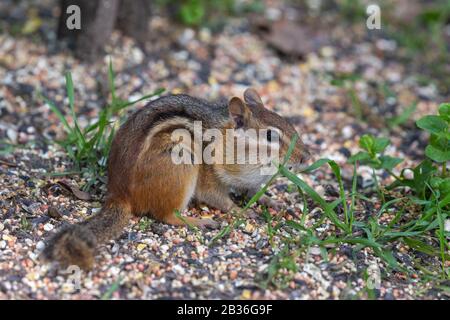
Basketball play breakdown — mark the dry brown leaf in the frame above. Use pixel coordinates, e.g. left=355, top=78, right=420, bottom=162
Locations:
left=254, top=19, right=329, bottom=58
left=0, top=159, right=17, bottom=167
left=47, top=206, right=63, bottom=219
left=57, top=181, right=92, bottom=201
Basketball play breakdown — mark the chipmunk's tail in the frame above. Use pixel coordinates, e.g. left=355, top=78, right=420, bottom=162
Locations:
left=42, top=203, right=132, bottom=270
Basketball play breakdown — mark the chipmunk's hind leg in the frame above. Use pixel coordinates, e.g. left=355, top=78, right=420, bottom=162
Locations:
left=158, top=164, right=219, bottom=229
left=135, top=157, right=219, bottom=229
left=158, top=167, right=220, bottom=229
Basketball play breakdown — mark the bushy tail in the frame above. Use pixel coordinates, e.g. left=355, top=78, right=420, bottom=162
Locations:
left=42, top=204, right=132, bottom=270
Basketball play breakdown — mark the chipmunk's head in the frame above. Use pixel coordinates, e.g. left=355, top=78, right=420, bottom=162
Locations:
left=228, top=88, right=311, bottom=172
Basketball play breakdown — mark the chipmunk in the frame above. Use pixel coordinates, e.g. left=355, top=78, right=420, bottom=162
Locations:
left=42, top=88, right=310, bottom=270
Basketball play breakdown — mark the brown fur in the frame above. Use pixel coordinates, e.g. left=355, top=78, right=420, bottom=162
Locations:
left=42, top=89, right=310, bottom=270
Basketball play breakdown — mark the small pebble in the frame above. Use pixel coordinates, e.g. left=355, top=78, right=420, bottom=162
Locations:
left=43, top=223, right=54, bottom=231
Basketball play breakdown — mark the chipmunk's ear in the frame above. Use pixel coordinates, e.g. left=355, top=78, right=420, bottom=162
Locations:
left=229, top=97, right=252, bottom=128
left=243, top=88, right=264, bottom=109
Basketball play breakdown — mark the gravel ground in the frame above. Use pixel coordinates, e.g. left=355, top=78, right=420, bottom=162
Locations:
left=0, top=0, right=449, bottom=299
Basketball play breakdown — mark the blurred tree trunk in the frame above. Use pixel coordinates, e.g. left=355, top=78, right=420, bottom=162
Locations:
left=117, top=0, right=152, bottom=46
left=58, top=0, right=152, bottom=61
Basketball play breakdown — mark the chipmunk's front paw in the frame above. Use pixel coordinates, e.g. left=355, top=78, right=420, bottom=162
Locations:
left=227, top=204, right=259, bottom=220
left=258, top=195, right=285, bottom=211
left=227, top=204, right=242, bottom=214
left=197, top=218, right=220, bottom=230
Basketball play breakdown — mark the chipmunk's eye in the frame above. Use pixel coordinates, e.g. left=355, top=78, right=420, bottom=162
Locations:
left=266, top=129, right=279, bottom=142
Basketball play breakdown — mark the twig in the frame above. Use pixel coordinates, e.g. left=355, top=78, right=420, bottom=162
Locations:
left=0, top=159, right=17, bottom=167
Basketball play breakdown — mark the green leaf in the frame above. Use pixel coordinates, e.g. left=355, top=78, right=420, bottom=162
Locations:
left=416, top=115, right=448, bottom=135
left=348, top=151, right=371, bottom=163
left=389, top=160, right=437, bottom=197
left=359, top=135, right=389, bottom=155
left=425, top=144, right=450, bottom=163
left=348, top=152, right=380, bottom=169
left=438, top=179, right=450, bottom=198
left=373, top=137, right=390, bottom=154
left=379, top=155, right=403, bottom=170
left=429, top=133, right=450, bottom=148
left=180, top=0, right=205, bottom=26
left=438, top=103, right=450, bottom=122
left=359, top=134, right=375, bottom=153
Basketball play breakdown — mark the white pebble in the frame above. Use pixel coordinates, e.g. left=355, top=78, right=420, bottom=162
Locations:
left=91, top=207, right=101, bottom=214
left=36, top=241, right=46, bottom=251
left=178, top=28, right=195, bottom=46
left=197, top=245, right=207, bottom=255
left=26, top=126, right=36, bottom=134
left=43, top=223, right=54, bottom=231
left=173, top=264, right=185, bottom=276
left=28, top=252, right=38, bottom=261
left=342, top=125, right=353, bottom=139
left=309, top=246, right=322, bottom=255
left=316, top=185, right=326, bottom=197
left=265, top=7, right=282, bottom=20
left=445, top=219, right=450, bottom=233
left=6, top=128, right=18, bottom=144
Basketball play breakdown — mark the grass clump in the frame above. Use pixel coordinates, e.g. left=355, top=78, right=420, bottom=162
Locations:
left=42, top=61, right=164, bottom=192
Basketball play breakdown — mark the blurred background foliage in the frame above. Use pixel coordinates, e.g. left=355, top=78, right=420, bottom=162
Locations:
left=155, top=0, right=264, bottom=28
left=165, top=0, right=450, bottom=93
left=1, top=0, right=448, bottom=92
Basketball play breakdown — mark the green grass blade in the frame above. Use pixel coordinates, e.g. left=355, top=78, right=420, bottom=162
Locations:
left=41, top=94, right=73, bottom=134
left=65, top=72, right=86, bottom=146
left=349, top=162, right=358, bottom=230
left=388, top=101, right=417, bottom=128
left=108, top=58, right=117, bottom=104
left=210, top=219, right=245, bottom=244
left=279, top=165, right=348, bottom=232
left=327, top=159, right=349, bottom=229
left=115, top=88, right=166, bottom=112
left=403, top=237, right=450, bottom=260
left=101, top=276, right=122, bottom=300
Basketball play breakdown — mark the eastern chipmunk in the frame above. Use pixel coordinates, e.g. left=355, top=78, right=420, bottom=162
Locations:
left=43, top=88, right=310, bottom=270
